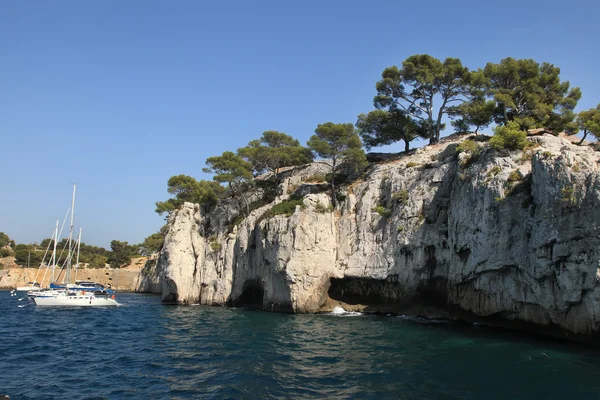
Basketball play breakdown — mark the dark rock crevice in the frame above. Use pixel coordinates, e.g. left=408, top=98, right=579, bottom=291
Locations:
left=327, top=276, right=450, bottom=314
left=230, top=279, right=265, bottom=308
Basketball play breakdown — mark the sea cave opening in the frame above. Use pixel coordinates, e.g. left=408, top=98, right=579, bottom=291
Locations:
left=233, top=279, right=265, bottom=309
left=328, top=277, right=397, bottom=306
left=327, top=276, right=449, bottom=314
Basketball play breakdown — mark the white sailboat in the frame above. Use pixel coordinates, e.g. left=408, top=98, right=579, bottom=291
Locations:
left=24, top=221, right=60, bottom=298
left=17, top=223, right=59, bottom=292
left=34, top=291, right=119, bottom=307
left=16, top=253, right=42, bottom=292
left=33, top=184, right=119, bottom=307
left=16, top=282, right=41, bottom=292
left=15, top=253, right=40, bottom=291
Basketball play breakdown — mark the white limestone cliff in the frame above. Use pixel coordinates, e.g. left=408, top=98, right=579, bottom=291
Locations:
left=138, top=133, right=600, bottom=340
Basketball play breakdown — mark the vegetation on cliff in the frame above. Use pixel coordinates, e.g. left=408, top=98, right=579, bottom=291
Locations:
left=237, top=131, right=314, bottom=179
left=155, top=175, right=224, bottom=215
left=306, top=122, right=367, bottom=206
left=0, top=232, right=15, bottom=249
left=154, top=54, right=598, bottom=224
left=577, top=105, right=600, bottom=144
left=203, top=152, right=254, bottom=215
left=369, top=55, right=473, bottom=145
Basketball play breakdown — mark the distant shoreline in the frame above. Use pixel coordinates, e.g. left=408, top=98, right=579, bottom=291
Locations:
left=0, top=257, right=148, bottom=292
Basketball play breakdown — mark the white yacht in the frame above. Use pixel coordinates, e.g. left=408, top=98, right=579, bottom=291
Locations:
left=33, top=290, right=119, bottom=307
left=16, top=282, right=42, bottom=292
left=31, top=184, right=120, bottom=308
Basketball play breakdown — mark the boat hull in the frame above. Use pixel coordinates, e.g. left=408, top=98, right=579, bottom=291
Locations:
left=16, top=286, right=41, bottom=291
left=34, top=294, right=119, bottom=307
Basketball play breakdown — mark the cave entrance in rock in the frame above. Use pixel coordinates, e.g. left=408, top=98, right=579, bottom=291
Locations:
left=328, top=277, right=392, bottom=306
left=234, top=279, right=265, bottom=308
left=327, top=276, right=449, bottom=313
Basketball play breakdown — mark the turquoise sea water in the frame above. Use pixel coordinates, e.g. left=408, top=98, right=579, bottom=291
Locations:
left=1, top=291, right=600, bottom=399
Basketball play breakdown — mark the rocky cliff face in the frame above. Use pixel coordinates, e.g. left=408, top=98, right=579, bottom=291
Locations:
left=138, top=134, right=600, bottom=341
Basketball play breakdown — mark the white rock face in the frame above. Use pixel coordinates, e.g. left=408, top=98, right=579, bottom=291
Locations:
left=138, top=134, right=600, bottom=338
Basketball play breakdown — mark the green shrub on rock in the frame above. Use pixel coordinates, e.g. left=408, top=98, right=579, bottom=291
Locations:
left=314, top=201, right=333, bottom=213
left=507, top=170, right=523, bottom=183
left=457, top=139, right=482, bottom=168
left=306, top=174, right=327, bottom=183
left=0, top=248, right=13, bottom=257
left=260, top=197, right=306, bottom=222
left=487, top=166, right=502, bottom=177
left=490, top=121, right=528, bottom=151
left=560, top=186, right=577, bottom=206
left=456, top=139, right=480, bottom=154
left=392, top=190, right=409, bottom=204
left=372, top=205, right=392, bottom=218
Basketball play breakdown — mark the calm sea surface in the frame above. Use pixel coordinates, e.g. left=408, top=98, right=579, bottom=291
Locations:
left=1, top=291, right=600, bottom=399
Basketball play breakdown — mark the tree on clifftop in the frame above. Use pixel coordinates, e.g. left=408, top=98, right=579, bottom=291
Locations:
left=356, top=109, right=427, bottom=152
left=307, top=122, right=366, bottom=207
left=575, top=104, right=600, bottom=144
left=0, top=232, right=14, bottom=248
left=203, top=151, right=254, bottom=215
left=237, top=131, right=313, bottom=178
left=14, top=248, right=42, bottom=267
left=88, top=254, right=108, bottom=269
left=482, top=57, right=581, bottom=132
left=139, top=232, right=164, bottom=256
left=106, top=240, right=138, bottom=268
left=373, top=54, right=473, bottom=144
left=448, top=98, right=495, bottom=134
left=155, top=175, right=224, bottom=215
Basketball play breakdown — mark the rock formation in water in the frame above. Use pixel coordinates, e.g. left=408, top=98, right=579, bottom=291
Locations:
left=138, top=133, right=600, bottom=340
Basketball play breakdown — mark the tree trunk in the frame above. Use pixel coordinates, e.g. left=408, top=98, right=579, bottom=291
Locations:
left=330, top=158, right=337, bottom=207
left=429, top=133, right=439, bottom=145
left=231, top=182, right=250, bottom=216
left=502, top=103, right=508, bottom=125
left=428, top=123, right=438, bottom=144
left=274, top=167, right=282, bottom=196
left=241, top=194, right=250, bottom=216
left=578, top=130, right=588, bottom=145
left=433, top=98, right=449, bottom=144
left=404, top=140, right=410, bottom=153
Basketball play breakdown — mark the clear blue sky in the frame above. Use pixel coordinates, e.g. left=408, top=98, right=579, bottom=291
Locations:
left=1, top=0, right=598, bottom=248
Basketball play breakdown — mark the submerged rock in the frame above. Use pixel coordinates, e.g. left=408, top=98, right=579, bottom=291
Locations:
left=138, top=134, right=600, bottom=341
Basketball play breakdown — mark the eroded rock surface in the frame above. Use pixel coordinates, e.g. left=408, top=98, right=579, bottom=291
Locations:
left=138, top=134, right=600, bottom=340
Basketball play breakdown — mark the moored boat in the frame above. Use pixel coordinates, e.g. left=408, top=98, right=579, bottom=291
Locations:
left=16, top=282, right=41, bottom=292
left=49, top=280, right=115, bottom=294
left=31, top=184, right=121, bottom=308
left=33, top=290, right=119, bottom=307
left=28, top=288, right=66, bottom=298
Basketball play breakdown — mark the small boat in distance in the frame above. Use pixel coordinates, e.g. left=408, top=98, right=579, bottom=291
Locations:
left=16, top=282, right=41, bottom=292
left=16, top=252, right=43, bottom=292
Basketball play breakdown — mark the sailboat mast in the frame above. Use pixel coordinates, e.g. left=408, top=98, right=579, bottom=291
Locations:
left=51, top=220, right=58, bottom=283
left=65, top=184, right=76, bottom=285
left=75, top=228, right=82, bottom=282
